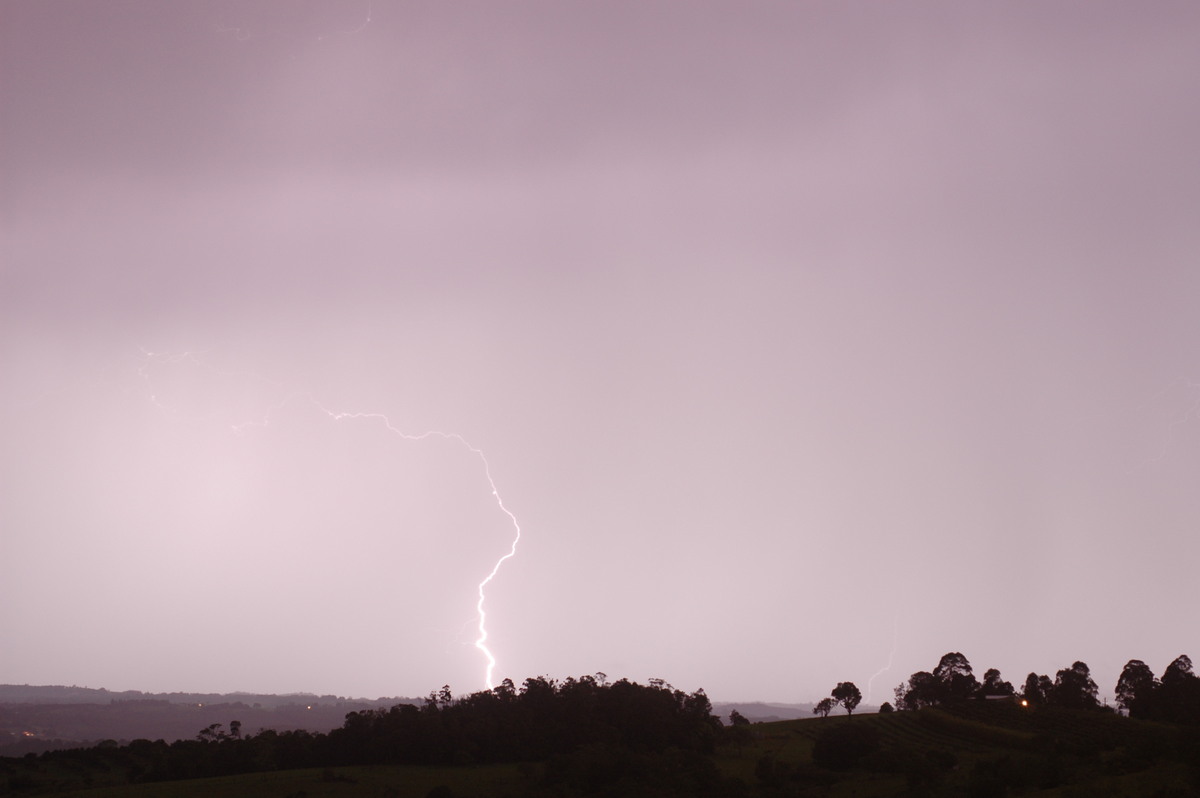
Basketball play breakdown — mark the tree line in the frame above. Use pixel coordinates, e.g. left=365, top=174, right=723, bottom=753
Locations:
left=3, top=676, right=730, bottom=794
left=883, top=651, right=1200, bottom=720
left=5, top=657, right=1199, bottom=795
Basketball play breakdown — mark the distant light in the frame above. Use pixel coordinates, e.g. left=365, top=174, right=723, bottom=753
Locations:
left=306, top=705, right=312, bottom=710
left=1020, top=699, right=1028, bottom=707
left=197, top=703, right=203, bottom=707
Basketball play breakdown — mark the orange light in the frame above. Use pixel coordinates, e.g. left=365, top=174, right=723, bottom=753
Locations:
left=1020, top=699, right=1028, bottom=707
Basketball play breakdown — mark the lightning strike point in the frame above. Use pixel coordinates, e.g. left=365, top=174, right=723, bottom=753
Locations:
left=310, top=403, right=522, bottom=691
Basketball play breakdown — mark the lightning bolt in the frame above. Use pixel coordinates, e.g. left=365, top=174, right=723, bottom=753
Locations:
left=864, top=615, right=898, bottom=706
left=312, top=407, right=520, bottom=690
left=136, top=349, right=522, bottom=690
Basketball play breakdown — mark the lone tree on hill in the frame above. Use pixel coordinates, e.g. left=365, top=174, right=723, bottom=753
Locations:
left=831, top=682, right=862, bottom=716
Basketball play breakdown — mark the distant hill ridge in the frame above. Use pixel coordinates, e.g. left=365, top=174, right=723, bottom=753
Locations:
left=0, top=684, right=417, bottom=707
left=0, top=685, right=422, bottom=756
left=711, top=700, right=860, bottom=722
left=0, top=684, right=856, bottom=756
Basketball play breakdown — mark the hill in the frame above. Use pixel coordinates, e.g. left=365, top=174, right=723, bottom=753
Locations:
left=0, top=685, right=420, bottom=757
left=0, top=685, right=415, bottom=707
left=712, top=701, right=841, bottom=723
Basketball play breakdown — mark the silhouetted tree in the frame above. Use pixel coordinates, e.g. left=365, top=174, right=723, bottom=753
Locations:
left=879, top=701, right=894, bottom=713
left=1021, top=672, right=1052, bottom=706
left=933, top=652, right=979, bottom=702
left=1050, top=662, right=1099, bottom=710
left=896, top=653, right=983, bottom=709
left=724, top=709, right=753, bottom=754
left=813, top=697, right=835, bottom=718
left=831, top=682, right=862, bottom=716
left=1158, top=655, right=1200, bottom=724
left=1162, top=655, right=1195, bottom=687
left=977, top=668, right=1015, bottom=698
left=1115, top=660, right=1158, bottom=717
left=896, top=671, right=939, bottom=710
left=196, top=723, right=224, bottom=742
left=492, top=678, right=516, bottom=702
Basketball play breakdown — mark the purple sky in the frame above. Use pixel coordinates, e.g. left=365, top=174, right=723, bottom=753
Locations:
left=3, top=1, right=1199, bottom=704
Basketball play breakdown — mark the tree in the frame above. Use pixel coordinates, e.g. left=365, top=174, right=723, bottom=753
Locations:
left=933, top=652, right=979, bottom=702
left=492, top=678, right=516, bottom=702
left=978, top=668, right=1015, bottom=698
left=831, top=682, right=862, bottom=717
left=1115, top=660, right=1157, bottom=717
left=1161, top=654, right=1195, bottom=686
left=879, top=702, right=894, bottom=713
left=896, top=671, right=939, bottom=710
left=725, top=709, right=753, bottom=754
left=1038, top=674, right=1054, bottom=702
left=1021, top=672, right=1053, bottom=706
left=1157, top=654, right=1200, bottom=723
left=1050, top=661, right=1099, bottom=710
left=196, top=723, right=224, bottom=742
left=813, top=698, right=835, bottom=718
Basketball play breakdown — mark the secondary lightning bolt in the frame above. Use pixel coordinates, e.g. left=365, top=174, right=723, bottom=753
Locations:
left=865, top=615, right=898, bottom=706
left=136, top=349, right=522, bottom=691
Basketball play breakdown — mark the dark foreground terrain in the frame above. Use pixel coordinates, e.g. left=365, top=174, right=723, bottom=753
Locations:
left=2, top=677, right=1198, bottom=797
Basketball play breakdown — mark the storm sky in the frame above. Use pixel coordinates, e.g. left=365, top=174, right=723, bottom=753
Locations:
left=3, top=0, right=1199, bottom=703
